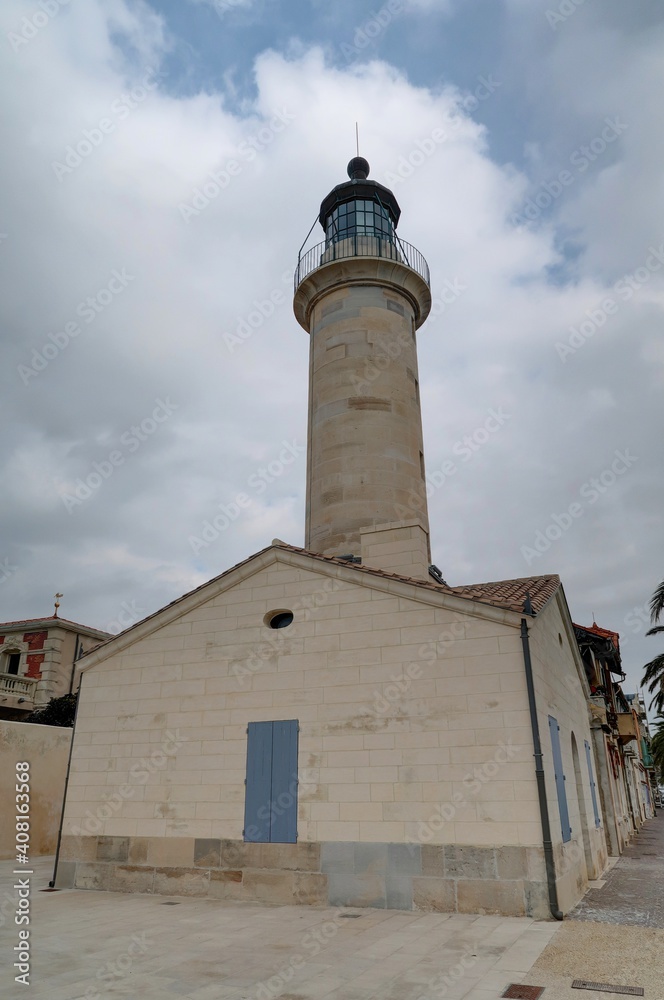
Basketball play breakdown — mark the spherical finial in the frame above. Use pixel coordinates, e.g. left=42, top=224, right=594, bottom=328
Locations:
left=347, top=156, right=370, bottom=180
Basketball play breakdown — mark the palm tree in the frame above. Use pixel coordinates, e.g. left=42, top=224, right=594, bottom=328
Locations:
left=641, top=580, right=664, bottom=714
left=650, top=716, right=664, bottom=785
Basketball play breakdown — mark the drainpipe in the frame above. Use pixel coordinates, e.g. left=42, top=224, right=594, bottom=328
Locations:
left=520, top=616, right=564, bottom=920
left=50, top=672, right=84, bottom=888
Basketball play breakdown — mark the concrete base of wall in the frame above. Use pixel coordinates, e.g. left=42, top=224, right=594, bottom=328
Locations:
left=56, top=836, right=551, bottom=917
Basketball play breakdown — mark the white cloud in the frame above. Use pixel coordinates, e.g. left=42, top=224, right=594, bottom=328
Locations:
left=1, top=0, right=662, bottom=697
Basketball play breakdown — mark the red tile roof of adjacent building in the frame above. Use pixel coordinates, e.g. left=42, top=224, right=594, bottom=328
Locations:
left=0, top=615, right=111, bottom=637
left=573, top=620, right=621, bottom=650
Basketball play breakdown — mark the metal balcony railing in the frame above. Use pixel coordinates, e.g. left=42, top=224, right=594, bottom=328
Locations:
left=294, top=235, right=430, bottom=291
left=0, top=672, right=38, bottom=701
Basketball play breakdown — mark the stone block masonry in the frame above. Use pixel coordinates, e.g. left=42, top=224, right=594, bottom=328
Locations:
left=55, top=835, right=549, bottom=917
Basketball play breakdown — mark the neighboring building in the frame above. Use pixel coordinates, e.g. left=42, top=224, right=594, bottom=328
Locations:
left=55, top=159, right=608, bottom=917
left=625, top=692, right=657, bottom=821
left=574, top=622, right=656, bottom=855
left=0, top=615, right=111, bottom=720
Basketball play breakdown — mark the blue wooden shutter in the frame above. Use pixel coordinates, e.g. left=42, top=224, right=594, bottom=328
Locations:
left=548, top=715, right=571, bottom=843
left=271, top=720, right=299, bottom=844
left=244, top=720, right=298, bottom=844
left=584, top=739, right=601, bottom=828
left=244, top=722, right=273, bottom=843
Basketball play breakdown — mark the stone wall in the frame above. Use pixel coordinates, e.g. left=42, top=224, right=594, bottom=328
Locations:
left=0, top=720, right=71, bottom=859
left=55, top=835, right=549, bottom=917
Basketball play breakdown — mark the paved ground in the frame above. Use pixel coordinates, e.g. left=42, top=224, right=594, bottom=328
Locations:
left=0, top=857, right=559, bottom=1000
left=520, top=816, right=664, bottom=999
left=569, top=813, right=664, bottom=927
left=3, top=823, right=663, bottom=999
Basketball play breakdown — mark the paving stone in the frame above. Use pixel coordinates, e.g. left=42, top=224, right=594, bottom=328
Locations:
left=8, top=857, right=564, bottom=1000
left=570, top=815, right=664, bottom=927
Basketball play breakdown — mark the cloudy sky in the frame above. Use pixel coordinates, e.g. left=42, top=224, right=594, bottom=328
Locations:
left=2, top=0, right=662, bottom=700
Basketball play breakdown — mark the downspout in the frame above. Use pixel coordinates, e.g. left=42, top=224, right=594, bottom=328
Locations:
left=68, top=635, right=81, bottom=695
left=520, top=615, right=564, bottom=920
left=50, top=671, right=84, bottom=888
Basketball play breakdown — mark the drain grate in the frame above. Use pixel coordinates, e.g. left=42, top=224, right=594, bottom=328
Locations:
left=339, top=913, right=362, bottom=918
left=572, top=982, right=644, bottom=996
left=502, top=986, right=545, bottom=999
left=161, top=901, right=181, bottom=905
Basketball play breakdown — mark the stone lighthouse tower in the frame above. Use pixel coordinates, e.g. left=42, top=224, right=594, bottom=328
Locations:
left=293, top=157, right=433, bottom=579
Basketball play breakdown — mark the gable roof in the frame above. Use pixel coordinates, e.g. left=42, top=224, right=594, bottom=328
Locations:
left=77, top=540, right=560, bottom=669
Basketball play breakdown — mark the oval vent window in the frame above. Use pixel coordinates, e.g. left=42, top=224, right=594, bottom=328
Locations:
left=266, top=610, right=294, bottom=630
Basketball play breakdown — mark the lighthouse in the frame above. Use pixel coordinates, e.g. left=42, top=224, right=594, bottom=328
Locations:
left=293, top=157, right=433, bottom=578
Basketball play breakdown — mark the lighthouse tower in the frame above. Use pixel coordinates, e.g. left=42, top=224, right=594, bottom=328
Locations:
left=293, top=157, right=433, bottom=578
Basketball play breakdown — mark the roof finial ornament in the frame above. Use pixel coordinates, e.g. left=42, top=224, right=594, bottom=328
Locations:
left=347, top=154, right=370, bottom=180
left=54, top=592, right=63, bottom=617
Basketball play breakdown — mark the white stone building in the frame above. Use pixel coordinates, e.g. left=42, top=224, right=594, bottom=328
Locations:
left=55, top=159, right=607, bottom=916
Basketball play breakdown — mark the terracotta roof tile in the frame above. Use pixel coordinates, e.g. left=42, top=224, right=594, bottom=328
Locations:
left=573, top=621, right=621, bottom=650
left=79, top=542, right=561, bottom=659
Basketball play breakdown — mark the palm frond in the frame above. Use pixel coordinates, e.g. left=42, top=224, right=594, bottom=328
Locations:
left=646, top=625, right=664, bottom=637
left=650, top=580, right=664, bottom=623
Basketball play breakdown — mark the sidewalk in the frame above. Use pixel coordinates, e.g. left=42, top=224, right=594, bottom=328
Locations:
left=518, top=816, right=664, bottom=999
left=0, top=856, right=560, bottom=1000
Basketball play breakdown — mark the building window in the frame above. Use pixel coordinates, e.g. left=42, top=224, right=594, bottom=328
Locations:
left=5, top=652, right=21, bottom=675
left=548, top=715, right=572, bottom=843
left=584, top=739, right=601, bottom=828
left=243, top=720, right=298, bottom=844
